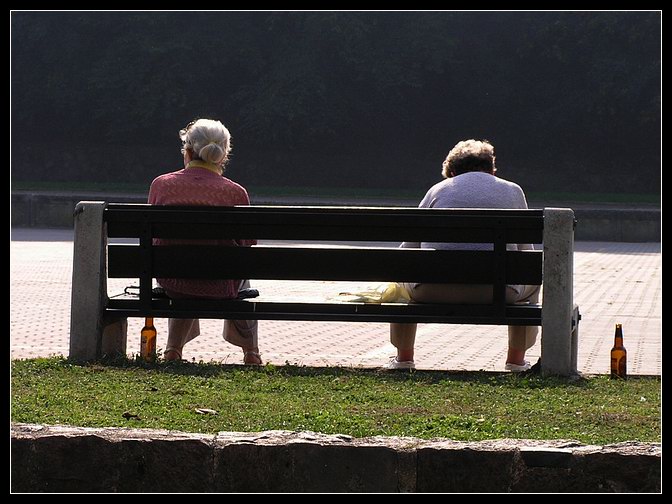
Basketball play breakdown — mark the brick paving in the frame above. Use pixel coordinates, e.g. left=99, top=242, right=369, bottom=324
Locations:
left=10, top=228, right=661, bottom=375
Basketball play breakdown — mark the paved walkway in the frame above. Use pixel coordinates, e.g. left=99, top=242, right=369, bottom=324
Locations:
left=10, top=228, right=661, bottom=375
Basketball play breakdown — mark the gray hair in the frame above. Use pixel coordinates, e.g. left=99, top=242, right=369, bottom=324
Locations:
left=180, top=118, right=232, bottom=166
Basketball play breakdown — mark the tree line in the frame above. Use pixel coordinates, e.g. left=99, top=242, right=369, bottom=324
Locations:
left=11, top=11, right=661, bottom=195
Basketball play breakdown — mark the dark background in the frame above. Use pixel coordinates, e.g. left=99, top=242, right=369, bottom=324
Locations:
left=11, top=11, right=661, bottom=197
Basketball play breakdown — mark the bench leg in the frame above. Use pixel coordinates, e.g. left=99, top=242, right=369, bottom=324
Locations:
left=69, top=201, right=108, bottom=362
left=541, top=208, right=578, bottom=377
left=570, top=304, right=580, bottom=373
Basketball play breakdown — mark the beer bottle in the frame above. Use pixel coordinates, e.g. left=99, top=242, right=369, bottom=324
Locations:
left=140, top=317, right=157, bottom=362
left=610, top=323, right=627, bottom=379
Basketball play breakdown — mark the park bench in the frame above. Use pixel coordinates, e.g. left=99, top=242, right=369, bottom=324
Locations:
left=69, top=202, right=580, bottom=376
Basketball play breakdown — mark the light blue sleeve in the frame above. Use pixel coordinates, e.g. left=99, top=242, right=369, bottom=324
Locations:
left=513, top=184, right=535, bottom=251
left=399, top=187, right=434, bottom=248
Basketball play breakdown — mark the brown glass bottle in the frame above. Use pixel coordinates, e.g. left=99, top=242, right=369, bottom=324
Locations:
left=140, top=317, right=157, bottom=362
left=610, top=323, right=627, bottom=379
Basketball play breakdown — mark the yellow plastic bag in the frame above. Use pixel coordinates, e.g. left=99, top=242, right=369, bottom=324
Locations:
left=336, top=282, right=411, bottom=304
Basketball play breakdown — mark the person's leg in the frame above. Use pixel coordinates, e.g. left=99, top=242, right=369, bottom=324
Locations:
left=222, top=280, right=261, bottom=365
left=506, top=284, right=541, bottom=367
left=387, top=282, right=422, bottom=365
left=223, top=319, right=261, bottom=364
left=505, top=332, right=535, bottom=367
left=412, top=283, right=493, bottom=304
left=165, top=318, right=200, bottom=360
left=388, top=283, right=492, bottom=367
left=390, top=323, right=417, bottom=362
left=411, top=283, right=536, bottom=369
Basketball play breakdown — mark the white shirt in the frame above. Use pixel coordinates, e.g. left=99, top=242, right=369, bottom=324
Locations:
left=401, top=172, right=535, bottom=293
left=402, top=172, right=532, bottom=252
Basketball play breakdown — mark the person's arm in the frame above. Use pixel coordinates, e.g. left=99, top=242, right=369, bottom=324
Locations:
left=234, top=187, right=257, bottom=247
left=400, top=188, right=435, bottom=249
left=513, top=185, right=535, bottom=251
left=147, top=177, right=160, bottom=205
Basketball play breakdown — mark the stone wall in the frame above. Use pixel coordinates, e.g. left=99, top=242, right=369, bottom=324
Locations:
left=11, top=424, right=661, bottom=493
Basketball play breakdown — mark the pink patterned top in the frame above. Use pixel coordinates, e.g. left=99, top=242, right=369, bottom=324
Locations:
left=148, top=165, right=257, bottom=299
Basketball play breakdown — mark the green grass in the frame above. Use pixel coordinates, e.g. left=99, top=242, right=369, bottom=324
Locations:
left=11, top=357, right=660, bottom=444
left=11, top=180, right=659, bottom=205
left=525, top=191, right=660, bottom=205
left=11, top=180, right=149, bottom=193
left=247, top=185, right=423, bottom=201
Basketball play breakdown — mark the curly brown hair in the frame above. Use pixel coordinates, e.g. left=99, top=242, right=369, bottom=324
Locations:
left=442, top=139, right=496, bottom=178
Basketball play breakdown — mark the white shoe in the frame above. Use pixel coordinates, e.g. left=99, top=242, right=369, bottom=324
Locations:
left=385, top=357, right=416, bottom=370
left=505, top=360, right=531, bottom=372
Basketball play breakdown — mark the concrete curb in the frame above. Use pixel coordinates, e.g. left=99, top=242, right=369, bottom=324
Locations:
left=11, top=423, right=661, bottom=493
left=572, top=208, right=661, bottom=242
left=10, top=191, right=661, bottom=241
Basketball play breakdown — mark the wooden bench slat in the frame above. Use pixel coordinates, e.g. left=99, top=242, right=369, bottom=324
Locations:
left=105, top=204, right=545, bottom=223
left=108, top=245, right=543, bottom=285
left=106, top=297, right=542, bottom=326
left=105, top=205, right=544, bottom=243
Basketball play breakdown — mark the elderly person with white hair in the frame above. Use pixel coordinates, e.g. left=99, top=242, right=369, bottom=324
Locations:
left=387, top=139, right=540, bottom=372
left=148, top=118, right=262, bottom=364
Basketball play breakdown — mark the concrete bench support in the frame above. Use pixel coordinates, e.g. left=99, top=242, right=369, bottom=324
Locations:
left=541, top=208, right=578, bottom=376
left=69, top=201, right=127, bottom=361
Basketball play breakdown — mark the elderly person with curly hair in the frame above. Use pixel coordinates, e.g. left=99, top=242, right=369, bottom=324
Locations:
left=148, top=118, right=262, bottom=364
left=387, top=139, right=540, bottom=372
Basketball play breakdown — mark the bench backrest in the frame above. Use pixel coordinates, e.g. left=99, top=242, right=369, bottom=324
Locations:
left=104, top=204, right=544, bottom=315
